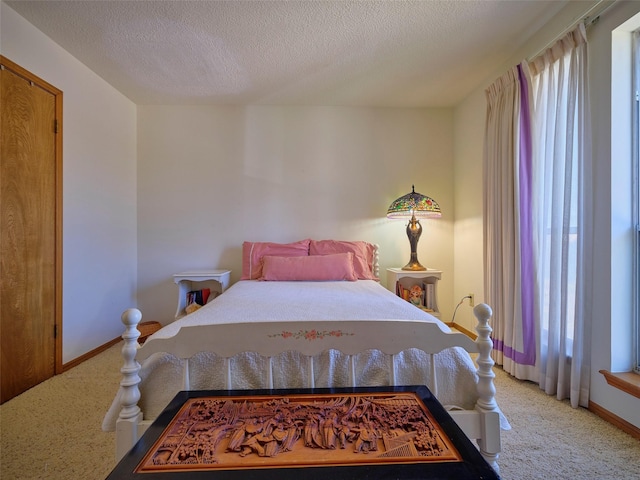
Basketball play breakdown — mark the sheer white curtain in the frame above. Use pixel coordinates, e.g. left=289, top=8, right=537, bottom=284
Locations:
left=483, top=66, right=538, bottom=382
left=483, top=24, right=592, bottom=408
left=529, top=25, right=592, bottom=408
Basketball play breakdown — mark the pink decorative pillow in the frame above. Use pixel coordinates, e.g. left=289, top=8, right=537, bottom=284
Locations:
left=309, top=240, right=377, bottom=280
left=260, top=253, right=358, bottom=281
left=241, top=239, right=310, bottom=280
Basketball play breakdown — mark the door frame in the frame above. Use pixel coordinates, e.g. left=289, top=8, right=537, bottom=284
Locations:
left=1, top=55, right=63, bottom=374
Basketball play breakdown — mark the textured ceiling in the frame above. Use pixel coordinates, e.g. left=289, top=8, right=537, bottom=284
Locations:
left=6, top=0, right=569, bottom=107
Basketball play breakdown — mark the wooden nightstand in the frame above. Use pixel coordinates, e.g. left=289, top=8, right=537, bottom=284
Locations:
left=172, top=270, right=231, bottom=319
left=386, top=268, right=442, bottom=317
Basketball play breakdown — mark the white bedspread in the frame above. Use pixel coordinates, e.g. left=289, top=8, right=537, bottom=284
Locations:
left=103, top=281, right=493, bottom=432
left=154, top=280, right=450, bottom=336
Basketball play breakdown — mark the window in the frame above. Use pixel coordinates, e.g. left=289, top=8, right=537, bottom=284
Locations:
left=611, top=14, right=640, bottom=376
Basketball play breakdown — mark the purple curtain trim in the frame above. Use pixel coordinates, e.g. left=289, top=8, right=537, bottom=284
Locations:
left=514, top=64, right=536, bottom=366
left=493, top=338, right=536, bottom=365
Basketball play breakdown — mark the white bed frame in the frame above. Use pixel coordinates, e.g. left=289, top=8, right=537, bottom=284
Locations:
left=113, top=303, right=502, bottom=472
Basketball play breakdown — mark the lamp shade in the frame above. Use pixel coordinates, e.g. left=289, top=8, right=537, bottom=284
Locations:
left=387, top=185, right=441, bottom=219
left=387, top=186, right=440, bottom=271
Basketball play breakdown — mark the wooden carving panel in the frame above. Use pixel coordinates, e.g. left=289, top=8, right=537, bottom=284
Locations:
left=136, top=392, right=461, bottom=473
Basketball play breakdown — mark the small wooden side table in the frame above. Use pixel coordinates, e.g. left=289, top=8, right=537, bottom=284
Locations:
left=386, top=267, right=442, bottom=317
left=172, top=270, right=231, bottom=319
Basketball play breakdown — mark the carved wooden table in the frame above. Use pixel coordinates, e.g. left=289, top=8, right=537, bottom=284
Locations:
left=106, top=385, right=499, bottom=479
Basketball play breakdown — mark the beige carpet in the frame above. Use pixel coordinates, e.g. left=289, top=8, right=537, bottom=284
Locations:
left=1, top=342, right=638, bottom=479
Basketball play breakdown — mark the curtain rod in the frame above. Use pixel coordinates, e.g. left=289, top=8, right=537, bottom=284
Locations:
left=527, top=0, right=619, bottom=61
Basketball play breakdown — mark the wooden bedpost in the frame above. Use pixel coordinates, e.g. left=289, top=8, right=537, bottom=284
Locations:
left=373, top=244, right=380, bottom=279
left=473, top=303, right=501, bottom=472
left=115, top=308, right=144, bottom=461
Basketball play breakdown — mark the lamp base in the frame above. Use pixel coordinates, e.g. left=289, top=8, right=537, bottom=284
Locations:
left=402, top=260, right=426, bottom=271
left=403, top=214, right=427, bottom=271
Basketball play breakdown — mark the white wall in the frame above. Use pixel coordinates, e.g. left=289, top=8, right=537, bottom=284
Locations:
left=137, top=105, right=455, bottom=323
left=1, top=3, right=138, bottom=363
left=452, top=90, right=486, bottom=331
left=453, top=0, right=640, bottom=429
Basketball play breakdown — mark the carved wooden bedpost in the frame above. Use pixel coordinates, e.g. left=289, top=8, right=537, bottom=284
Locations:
left=372, top=244, right=380, bottom=279
left=115, top=308, right=144, bottom=461
left=473, top=303, right=501, bottom=472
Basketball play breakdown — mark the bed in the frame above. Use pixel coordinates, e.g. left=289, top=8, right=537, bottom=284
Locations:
left=102, top=239, right=509, bottom=473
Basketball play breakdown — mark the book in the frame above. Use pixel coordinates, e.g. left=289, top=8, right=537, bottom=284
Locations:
left=187, top=288, right=211, bottom=306
left=423, top=283, right=435, bottom=310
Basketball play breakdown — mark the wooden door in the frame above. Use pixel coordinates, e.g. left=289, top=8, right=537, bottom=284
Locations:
left=1, top=57, right=63, bottom=403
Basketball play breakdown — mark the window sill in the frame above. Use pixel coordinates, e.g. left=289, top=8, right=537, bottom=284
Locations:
left=599, top=370, right=640, bottom=399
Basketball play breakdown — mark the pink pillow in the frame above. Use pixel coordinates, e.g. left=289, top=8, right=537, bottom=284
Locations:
left=260, top=253, right=357, bottom=281
left=309, top=240, right=377, bottom=280
left=241, top=239, right=310, bottom=280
